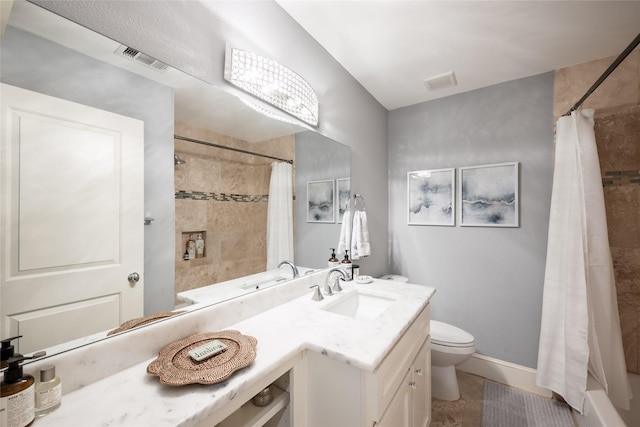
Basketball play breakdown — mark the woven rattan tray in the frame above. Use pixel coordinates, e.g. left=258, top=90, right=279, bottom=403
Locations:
left=107, top=311, right=185, bottom=336
left=147, top=330, right=257, bottom=386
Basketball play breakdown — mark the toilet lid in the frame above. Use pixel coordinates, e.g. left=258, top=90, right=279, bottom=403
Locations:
left=430, top=320, right=475, bottom=347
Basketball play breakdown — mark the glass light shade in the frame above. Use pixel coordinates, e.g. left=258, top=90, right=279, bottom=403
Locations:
left=224, top=47, right=319, bottom=126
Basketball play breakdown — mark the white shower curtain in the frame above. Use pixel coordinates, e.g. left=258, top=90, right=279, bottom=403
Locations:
left=266, top=162, right=294, bottom=270
left=536, top=109, right=631, bottom=412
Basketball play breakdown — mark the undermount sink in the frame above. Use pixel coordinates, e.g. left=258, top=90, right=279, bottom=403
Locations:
left=322, top=291, right=396, bottom=321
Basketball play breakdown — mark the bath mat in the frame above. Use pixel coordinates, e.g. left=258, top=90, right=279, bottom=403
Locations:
left=482, top=380, right=574, bottom=427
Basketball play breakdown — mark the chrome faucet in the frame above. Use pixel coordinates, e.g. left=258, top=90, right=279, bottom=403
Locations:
left=278, top=260, right=299, bottom=278
left=325, top=267, right=347, bottom=295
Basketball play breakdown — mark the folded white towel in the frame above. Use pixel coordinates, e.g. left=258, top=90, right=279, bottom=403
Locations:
left=337, top=209, right=351, bottom=255
left=351, top=210, right=370, bottom=259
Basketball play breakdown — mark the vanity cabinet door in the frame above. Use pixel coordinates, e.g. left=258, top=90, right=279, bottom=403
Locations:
left=375, top=369, right=412, bottom=427
left=411, top=337, right=431, bottom=427
left=367, top=304, right=430, bottom=421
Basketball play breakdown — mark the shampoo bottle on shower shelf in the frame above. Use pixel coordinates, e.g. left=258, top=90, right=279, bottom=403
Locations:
left=1, top=356, right=35, bottom=427
left=195, top=233, right=205, bottom=258
left=35, top=365, right=62, bottom=417
left=187, top=235, right=196, bottom=260
left=341, top=250, right=353, bottom=280
left=328, top=248, right=340, bottom=267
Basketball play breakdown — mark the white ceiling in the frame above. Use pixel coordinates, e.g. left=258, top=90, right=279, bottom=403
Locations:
left=277, top=1, right=640, bottom=111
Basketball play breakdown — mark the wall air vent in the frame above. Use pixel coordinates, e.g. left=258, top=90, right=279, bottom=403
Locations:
left=114, top=45, right=169, bottom=72
left=423, top=71, right=458, bottom=91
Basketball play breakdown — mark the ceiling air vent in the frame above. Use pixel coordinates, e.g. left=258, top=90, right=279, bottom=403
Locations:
left=114, top=45, right=169, bottom=72
left=423, top=71, right=457, bottom=91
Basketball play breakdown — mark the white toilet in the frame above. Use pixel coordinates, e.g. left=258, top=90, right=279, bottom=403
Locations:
left=430, top=320, right=476, bottom=401
left=378, top=274, right=476, bottom=401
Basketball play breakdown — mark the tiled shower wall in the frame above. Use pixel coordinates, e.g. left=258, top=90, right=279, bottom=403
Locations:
left=174, top=122, right=295, bottom=303
left=554, top=50, right=640, bottom=373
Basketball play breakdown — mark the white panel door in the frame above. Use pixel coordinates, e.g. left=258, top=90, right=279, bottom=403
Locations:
left=1, top=83, right=144, bottom=353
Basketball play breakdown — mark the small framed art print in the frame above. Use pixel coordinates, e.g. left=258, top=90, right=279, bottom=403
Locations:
left=407, top=168, right=455, bottom=226
left=459, top=162, right=519, bottom=227
left=307, top=179, right=335, bottom=223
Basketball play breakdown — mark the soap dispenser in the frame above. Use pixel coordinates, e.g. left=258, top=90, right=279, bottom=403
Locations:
left=1, top=356, right=35, bottom=427
left=328, top=248, right=340, bottom=267
left=341, top=250, right=353, bottom=280
left=1, top=335, right=23, bottom=369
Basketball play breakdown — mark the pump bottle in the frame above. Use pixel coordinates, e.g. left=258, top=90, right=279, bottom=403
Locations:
left=1, top=336, right=23, bottom=369
left=328, top=248, right=340, bottom=267
left=341, top=250, right=353, bottom=280
left=1, top=356, right=35, bottom=427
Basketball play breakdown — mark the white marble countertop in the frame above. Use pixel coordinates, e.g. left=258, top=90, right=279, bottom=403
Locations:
left=35, top=278, right=434, bottom=427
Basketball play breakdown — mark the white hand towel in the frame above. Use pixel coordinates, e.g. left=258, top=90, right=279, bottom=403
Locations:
left=351, top=210, right=370, bottom=259
left=337, top=209, right=351, bottom=255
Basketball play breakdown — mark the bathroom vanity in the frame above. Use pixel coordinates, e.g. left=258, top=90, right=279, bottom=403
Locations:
left=28, top=271, right=434, bottom=427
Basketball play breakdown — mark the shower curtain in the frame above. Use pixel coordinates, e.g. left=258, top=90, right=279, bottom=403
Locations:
left=266, top=162, right=294, bottom=270
left=536, top=109, right=631, bottom=412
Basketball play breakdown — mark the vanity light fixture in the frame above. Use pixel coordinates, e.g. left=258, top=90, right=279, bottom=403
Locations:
left=240, top=98, right=300, bottom=126
left=224, top=46, right=319, bottom=126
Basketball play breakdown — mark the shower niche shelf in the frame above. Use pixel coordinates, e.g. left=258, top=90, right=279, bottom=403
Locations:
left=182, top=230, right=207, bottom=261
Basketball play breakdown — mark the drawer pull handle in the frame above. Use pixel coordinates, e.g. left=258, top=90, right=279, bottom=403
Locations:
left=409, top=381, right=417, bottom=389
left=414, top=368, right=423, bottom=376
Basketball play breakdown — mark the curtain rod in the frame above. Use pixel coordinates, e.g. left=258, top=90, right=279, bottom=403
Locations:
left=563, top=32, right=640, bottom=117
left=174, top=135, right=294, bottom=164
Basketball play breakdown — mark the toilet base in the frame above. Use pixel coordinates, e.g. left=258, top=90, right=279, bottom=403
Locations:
left=431, top=365, right=461, bottom=401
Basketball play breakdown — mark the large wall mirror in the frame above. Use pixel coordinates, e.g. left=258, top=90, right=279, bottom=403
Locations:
left=0, top=1, right=349, bottom=359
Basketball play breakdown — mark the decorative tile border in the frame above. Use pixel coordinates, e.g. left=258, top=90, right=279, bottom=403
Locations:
left=175, top=190, right=268, bottom=202
left=602, top=170, right=640, bottom=187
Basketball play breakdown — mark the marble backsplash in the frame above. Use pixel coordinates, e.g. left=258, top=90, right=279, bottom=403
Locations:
left=554, top=51, right=640, bottom=373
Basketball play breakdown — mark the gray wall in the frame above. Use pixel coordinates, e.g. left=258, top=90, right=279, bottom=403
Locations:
left=1, top=26, right=175, bottom=315
left=295, top=131, right=351, bottom=269
left=32, top=0, right=390, bottom=278
left=388, top=73, right=554, bottom=368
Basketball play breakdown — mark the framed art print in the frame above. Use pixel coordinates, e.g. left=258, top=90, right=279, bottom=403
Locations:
left=337, top=178, right=351, bottom=223
left=459, top=162, right=519, bottom=227
left=307, top=179, right=335, bottom=223
left=407, top=168, right=455, bottom=226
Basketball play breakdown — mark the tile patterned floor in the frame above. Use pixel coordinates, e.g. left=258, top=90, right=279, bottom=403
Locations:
left=432, top=371, right=578, bottom=427
left=431, top=371, right=485, bottom=427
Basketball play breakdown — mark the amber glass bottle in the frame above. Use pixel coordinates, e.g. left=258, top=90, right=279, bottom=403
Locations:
left=1, top=357, right=35, bottom=427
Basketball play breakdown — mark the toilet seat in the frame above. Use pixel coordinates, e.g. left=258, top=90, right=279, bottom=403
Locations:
left=431, top=320, right=475, bottom=348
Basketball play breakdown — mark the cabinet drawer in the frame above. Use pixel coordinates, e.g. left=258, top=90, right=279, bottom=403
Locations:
left=366, top=303, right=430, bottom=421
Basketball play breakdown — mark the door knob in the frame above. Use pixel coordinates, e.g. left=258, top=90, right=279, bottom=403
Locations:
left=128, top=272, right=140, bottom=283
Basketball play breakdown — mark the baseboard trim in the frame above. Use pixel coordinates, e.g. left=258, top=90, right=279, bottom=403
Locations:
left=457, top=353, right=552, bottom=398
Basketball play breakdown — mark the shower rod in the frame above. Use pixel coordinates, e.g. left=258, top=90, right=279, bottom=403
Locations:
left=563, top=32, right=640, bottom=117
left=174, top=135, right=294, bottom=164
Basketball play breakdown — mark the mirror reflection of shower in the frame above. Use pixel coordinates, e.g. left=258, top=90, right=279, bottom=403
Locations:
left=174, top=154, right=186, bottom=165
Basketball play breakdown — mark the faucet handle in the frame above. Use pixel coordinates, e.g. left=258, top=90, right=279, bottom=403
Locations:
left=309, top=285, right=324, bottom=301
